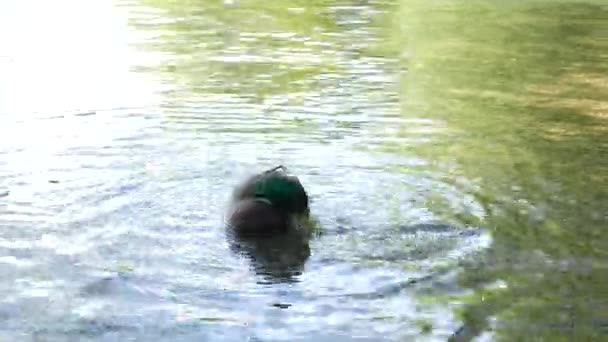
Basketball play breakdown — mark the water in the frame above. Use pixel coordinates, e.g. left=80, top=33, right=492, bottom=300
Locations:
left=0, top=0, right=606, bottom=341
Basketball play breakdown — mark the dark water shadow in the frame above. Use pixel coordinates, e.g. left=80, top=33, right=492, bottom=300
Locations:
left=227, top=228, right=311, bottom=284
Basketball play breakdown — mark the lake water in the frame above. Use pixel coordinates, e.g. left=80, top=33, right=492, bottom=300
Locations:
left=0, top=0, right=606, bottom=341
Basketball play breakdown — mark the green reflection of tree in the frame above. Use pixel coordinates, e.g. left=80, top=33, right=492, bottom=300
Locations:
left=394, top=0, right=608, bottom=340
left=125, top=0, right=397, bottom=141
left=128, top=0, right=343, bottom=98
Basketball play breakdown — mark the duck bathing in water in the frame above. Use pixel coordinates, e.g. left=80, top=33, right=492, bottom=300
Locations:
left=225, top=166, right=312, bottom=283
left=226, top=165, right=310, bottom=238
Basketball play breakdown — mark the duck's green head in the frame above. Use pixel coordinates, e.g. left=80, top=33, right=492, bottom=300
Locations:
left=245, top=166, right=308, bottom=215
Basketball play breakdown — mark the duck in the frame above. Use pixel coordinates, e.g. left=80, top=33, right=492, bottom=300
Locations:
left=225, top=166, right=312, bottom=282
left=226, top=165, right=310, bottom=238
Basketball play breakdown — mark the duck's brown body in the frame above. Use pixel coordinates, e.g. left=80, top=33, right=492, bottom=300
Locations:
left=227, top=198, right=289, bottom=237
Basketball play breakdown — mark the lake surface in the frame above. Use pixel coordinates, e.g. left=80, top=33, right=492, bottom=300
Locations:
left=0, top=0, right=606, bottom=341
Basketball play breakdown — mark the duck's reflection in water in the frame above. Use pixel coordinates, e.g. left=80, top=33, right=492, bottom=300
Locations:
left=227, top=228, right=311, bottom=284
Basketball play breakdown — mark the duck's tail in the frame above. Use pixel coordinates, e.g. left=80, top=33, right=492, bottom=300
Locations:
left=264, top=165, right=286, bottom=173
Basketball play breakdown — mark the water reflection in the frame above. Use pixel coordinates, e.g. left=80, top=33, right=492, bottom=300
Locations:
left=395, top=0, right=608, bottom=340
left=227, top=229, right=311, bottom=284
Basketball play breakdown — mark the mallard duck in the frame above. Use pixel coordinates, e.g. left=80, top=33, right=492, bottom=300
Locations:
left=226, top=165, right=309, bottom=237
